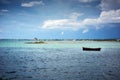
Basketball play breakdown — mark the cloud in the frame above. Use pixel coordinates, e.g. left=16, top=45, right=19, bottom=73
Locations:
left=78, top=0, right=96, bottom=3
left=98, top=9, right=120, bottom=23
left=42, top=19, right=83, bottom=30
left=100, top=0, right=120, bottom=11
left=69, top=12, right=83, bottom=20
left=41, top=9, right=120, bottom=32
left=0, top=9, right=9, bottom=15
left=41, top=0, right=120, bottom=33
left=81, top=9, right=120, bottom=26
left=42, top=12, right=84, bottom=30
left=82, top=29, right=89, bottom=33
left=82, top=9, right=120, bottom=25
left=0, top=9, right=8, bottom=12
left=61, top=32, right=64, bottom=35
left=21, top=1, right=44, bottom=7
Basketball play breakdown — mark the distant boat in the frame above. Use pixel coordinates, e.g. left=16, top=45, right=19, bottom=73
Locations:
left=83, top=47, right=101, bottom=51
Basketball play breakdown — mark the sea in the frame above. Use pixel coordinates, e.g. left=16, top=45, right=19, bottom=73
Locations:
left=0, top=39, right=120, bottom=80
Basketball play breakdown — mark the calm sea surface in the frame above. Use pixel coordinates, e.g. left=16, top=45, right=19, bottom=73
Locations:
left=0, top=39, right=120, bottom=48
left=0, top=40, right=120, bottom=80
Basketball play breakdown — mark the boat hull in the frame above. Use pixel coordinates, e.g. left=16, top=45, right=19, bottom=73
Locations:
left=83, top=47, right=101, bottom=51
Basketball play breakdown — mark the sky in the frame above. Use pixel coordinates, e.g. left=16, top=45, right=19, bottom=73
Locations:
left=0, top=0, right=120, bottom=39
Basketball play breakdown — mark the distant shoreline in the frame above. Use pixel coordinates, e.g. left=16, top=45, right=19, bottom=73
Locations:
left=0, top=39, right=120, bottom=42
left=27, top=40, right=120, bottom=44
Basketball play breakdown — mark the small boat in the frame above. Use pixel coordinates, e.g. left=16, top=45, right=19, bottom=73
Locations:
left=83, top=47, right=101, bottom=51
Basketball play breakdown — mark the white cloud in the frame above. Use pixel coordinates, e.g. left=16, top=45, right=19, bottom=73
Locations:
left=69, top=12, right=83, bottom=20
left=0, top=9, right=9, bottom=15
left=42, top=19, right=83, bottom=30
left=42, top=12, right=84, bottom=30
left=98, top=9, right=120, bottom=23
left=81, top=9, right=120, bottom=26
left=78, top=0, right=96, bottom=3
left=100, top=0, right=120, bottom=11
left=0, top=9, right=8, bottom=12
left=21, top=1, right=44, bottom=7
left=41, top=9, right=120, bottom=33
left=61, top=32, right=64, bottom=35
left=82, top=29, right=89, bottom=33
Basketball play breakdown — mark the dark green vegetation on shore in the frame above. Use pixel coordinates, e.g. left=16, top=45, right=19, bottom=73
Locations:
left=25, top=41, right=46, bottom=44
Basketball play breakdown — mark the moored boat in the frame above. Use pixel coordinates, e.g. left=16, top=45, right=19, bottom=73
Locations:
left=83, top=47, right=101, bottom=51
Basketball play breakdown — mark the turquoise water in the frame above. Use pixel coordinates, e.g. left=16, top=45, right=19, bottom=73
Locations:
left=0, top=40, right=120, bottom=80
left=0, top=39, right=120, bottom=48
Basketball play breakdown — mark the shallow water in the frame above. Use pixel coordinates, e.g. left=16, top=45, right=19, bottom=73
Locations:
left=0, top=40, right=120, bottom=48
left=0, top=40, right=120, bottom=80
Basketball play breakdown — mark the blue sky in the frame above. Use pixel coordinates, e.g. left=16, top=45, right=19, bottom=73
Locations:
left=0, top=0, right=120, bottom=39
